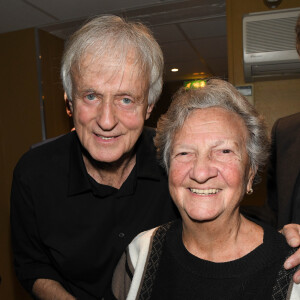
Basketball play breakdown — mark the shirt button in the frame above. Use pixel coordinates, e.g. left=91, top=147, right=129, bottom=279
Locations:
left=118, top=232, right=125, bottom=238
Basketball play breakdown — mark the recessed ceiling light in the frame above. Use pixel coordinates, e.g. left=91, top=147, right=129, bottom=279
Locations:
left=171, top=68, right=179, bottom=72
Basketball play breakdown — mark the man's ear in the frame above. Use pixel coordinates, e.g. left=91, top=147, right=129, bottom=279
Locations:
left=64, top=92, right=73, bottom=117
left=145, top=103, right=154, bottom=120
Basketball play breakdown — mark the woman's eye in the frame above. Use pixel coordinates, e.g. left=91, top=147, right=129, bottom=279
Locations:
left=173, top=151, right=194, bottom=163
left=86, top=94, right=96, bottom=101
left=178, top=152, right=188, bottom=156
left=121, top=97, right=132, bottom=105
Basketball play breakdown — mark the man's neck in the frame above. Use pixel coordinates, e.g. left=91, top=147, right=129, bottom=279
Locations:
left=82, top=151, right=136, bottom=189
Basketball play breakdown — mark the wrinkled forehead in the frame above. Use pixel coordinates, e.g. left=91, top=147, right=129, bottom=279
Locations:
left=172, top=107, right=249, bottom=145
left=72, top=45, right=149, bottom=84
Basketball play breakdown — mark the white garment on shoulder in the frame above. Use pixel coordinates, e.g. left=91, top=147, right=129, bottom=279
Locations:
left=126, top=228, right=157, bottom=300
left=289, top=282, right=300, bottom=299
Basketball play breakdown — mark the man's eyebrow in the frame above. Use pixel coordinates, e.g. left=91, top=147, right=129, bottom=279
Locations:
left=115, top=91, right=135, bottom=97
left=77, top=88, right=136, bottom=96
left=76, top=88, right=96, bottom=94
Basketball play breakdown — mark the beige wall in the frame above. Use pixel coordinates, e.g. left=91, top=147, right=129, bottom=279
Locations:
left=227, top=0, right=300, bottom=129
left=227, top=0, right=300, bottom=206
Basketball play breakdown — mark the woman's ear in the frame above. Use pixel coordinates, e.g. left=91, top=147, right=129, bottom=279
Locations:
left=246, top=166, right=256, bottom=193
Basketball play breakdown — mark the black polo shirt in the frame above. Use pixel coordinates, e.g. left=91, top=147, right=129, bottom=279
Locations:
left=11, top=128, right=178, bottom=299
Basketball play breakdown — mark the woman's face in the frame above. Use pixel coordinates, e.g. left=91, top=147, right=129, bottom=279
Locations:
left=168, top=107, right=255, bottom=224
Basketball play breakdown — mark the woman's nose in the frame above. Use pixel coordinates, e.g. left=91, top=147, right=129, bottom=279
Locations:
left=189, top=155, right=218, bottom=183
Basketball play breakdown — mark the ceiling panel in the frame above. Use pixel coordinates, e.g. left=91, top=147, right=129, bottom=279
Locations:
left=25, top=0, right=176, bottom=20
left=124, top=0, right=226, bottom=26
left=193, top=36, right=228, bottom=59
left=151, top=24, right=185, bottom=44
left=161, top=41, right=199, bottom=63
left=180, top=17, right=227, bottom=39
left=0, top=0, right=228, bottom=81
left=0, top=0, right=54, bottom=33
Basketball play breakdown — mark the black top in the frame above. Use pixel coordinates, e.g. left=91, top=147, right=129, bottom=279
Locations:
left=10, top=128, right=178, bottom=299
left=151, top=220, right=294, bottom=300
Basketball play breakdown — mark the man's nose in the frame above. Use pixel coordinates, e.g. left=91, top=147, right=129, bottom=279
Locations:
left=96, top=100, right=118, bottom=131
left=189, top=155, right=218, bottom=183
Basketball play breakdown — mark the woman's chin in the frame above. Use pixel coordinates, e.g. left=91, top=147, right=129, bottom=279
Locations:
left=184, top=209, right=222, bottom=223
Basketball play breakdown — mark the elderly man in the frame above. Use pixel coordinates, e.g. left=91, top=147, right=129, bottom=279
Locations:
left=10, top=15, right=300, bottom=300
left=11, top=16, right=178, bottom=300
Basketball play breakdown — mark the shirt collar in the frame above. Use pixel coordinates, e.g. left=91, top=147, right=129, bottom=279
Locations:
left=67, top=127, right=163, bottom=196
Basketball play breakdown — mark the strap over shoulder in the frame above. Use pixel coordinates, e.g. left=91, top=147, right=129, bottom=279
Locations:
left=138, top=222, right=173, bottom=300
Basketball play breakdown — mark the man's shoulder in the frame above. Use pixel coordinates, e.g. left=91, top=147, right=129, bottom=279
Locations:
left=31, top=133, right=66, bottom=149
left=14, top=132, right=75, bottom=176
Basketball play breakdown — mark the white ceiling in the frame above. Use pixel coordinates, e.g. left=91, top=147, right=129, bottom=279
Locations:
left=0, top=0, right=228, bottom=81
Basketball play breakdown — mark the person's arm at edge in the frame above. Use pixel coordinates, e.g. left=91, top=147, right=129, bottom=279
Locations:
left=281, top=224, right=300, bottom=283
left=32, top=279, right=76, bottom=300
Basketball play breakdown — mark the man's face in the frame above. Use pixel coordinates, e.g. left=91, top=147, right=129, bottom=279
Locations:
left=69, top=55, right=153, bottom=164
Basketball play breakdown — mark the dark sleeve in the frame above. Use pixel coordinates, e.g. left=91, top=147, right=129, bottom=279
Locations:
left=10, top=164, right=65, bottom=294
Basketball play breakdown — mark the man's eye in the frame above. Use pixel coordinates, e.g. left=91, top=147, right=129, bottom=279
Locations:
left=86, top=94, right=96, bottom=101
left=174, top=152, right=190, bottom=158
left=222, top=149, right=231, bottom=154
left=121, top=98, right=132, bottom=105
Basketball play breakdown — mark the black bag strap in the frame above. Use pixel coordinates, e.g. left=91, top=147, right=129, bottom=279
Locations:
left=138, top=222, right=173, bottom=300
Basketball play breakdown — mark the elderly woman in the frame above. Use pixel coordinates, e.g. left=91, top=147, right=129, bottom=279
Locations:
left=112, top=79, right=300, bottom=300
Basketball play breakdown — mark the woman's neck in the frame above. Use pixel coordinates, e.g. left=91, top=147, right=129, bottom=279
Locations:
left=182, top=213, right=263, bottom=263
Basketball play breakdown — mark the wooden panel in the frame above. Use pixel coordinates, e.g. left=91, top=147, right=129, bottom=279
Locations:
left=0, top=28, right=40, bottom=300
left=39, top=29, right=73, bottom=138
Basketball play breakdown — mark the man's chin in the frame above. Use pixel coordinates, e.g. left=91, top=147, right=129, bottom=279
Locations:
left=89, top=149, right=136, bottom=167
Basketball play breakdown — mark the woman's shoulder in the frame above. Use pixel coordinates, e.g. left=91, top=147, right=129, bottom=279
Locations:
left=128, top=221, right=177, bottom=266
left=129, top=227, right=157, bottom=253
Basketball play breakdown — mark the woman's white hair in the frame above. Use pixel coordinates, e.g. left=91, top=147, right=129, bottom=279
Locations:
left=154, top=79, right=270, bottom=184
left=61, top=15, right=164, bottom=105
